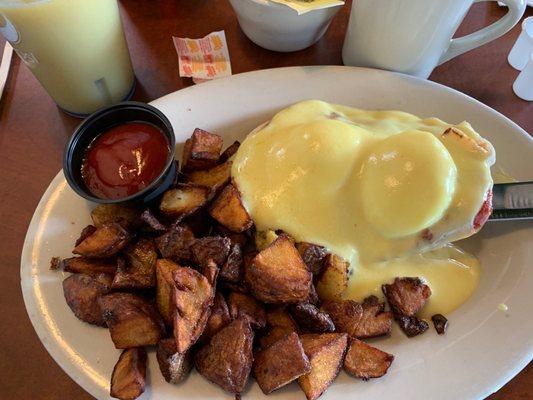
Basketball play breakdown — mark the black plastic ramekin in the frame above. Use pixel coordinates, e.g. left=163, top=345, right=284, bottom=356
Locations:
left=63, top=101, right=176, bottom=204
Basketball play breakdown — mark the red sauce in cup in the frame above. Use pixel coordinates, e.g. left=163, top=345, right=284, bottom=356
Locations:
left=82, top=122, right=170, bottom=199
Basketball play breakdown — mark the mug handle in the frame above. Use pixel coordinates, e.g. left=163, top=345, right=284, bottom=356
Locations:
left=438, top=0, right=526, bottom=65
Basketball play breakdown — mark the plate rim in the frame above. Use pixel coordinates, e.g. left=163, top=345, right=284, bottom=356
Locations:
left=20, top=66, right=533, bottom=400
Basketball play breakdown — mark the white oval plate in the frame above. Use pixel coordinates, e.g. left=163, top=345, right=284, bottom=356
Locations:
left=21, top=66, right=533, bottom=400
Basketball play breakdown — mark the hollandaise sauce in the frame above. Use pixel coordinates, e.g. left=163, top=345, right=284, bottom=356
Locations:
left=233, top=100, right=495, bottom=316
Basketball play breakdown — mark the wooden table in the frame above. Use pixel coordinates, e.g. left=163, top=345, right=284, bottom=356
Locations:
left=0, top=1, right=531, bottom=399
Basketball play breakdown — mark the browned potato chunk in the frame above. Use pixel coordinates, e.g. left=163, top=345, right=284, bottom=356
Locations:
left=296, top=242, right=327, bottom=275
left=172, top=267, right=214, bottom=353
left=219, top=140, right=240, bottom=163
left=253, top=332, right=311, bottom=394
left=91, top=203, right=140, bottom=229
left=112, top=239, right=158, bottom=289
left=290, top=303, right=335, bottom=333
left=227, top=292, right=266, bottom=329
left=159, top=185, right=209, bottom=218
left=62, top=273, right=112, bottom=326
left=99, top=293, right=165, bottom=349
left=321, top=300, right=363, bottom=337
left=186, top=161, right=232, bottom=192
left=214, top=224, right=249, bottom=248
left=74, top=225, right=97, bottom=246
left=245, top=235, right=312, bottom=304
left=343, top=339, right=394, bottom=380
left=190, top=236, right=231, bottom=268
left=181, top=129, right=223, bottom=172
left=155, top=225, right=195, bottom=262
left=73, top=223, right=131, bottom=258
left=298, top=333, right=348, bottom=400
left=353, top=296, right=393, bottom=339
left=382, top=277, right=431, bottom=316
left=156, top=338, right=193, bottom=384
left=219, top=244, right=243, bottom=283
left=208, top=183, right=253, bottom=233
left=395, top=314, right=429, bottom=337
left=155, top=259, right=181, bottom=326
left=315, top=254, right=349, bottom=301
left=62, top=257, right=117, bottom=275
left=195, top=318, right=254, bottom=394
left=139, top=209, right=166, bottom=232
left=201, top=260, right=219, bottom=286
left=201, top=292, right=232, bottom=341
left=432, top=313, right=448, bottom=335
left=110, top=348, right=147, bottom=400
left=260, top=306, right=299, bottom=349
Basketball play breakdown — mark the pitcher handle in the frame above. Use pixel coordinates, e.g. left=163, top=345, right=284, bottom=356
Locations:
left=438, top=0, right=526, bottom=65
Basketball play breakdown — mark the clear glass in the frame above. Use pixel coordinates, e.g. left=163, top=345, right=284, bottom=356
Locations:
left=0, top=0, right=135, bottom=116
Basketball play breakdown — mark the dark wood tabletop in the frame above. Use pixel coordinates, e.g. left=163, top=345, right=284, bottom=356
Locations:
left=0, top=1, right=531, bottom=399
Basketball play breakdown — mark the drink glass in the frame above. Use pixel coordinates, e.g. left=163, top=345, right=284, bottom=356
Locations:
left=0, top=0, right=135, bottom=116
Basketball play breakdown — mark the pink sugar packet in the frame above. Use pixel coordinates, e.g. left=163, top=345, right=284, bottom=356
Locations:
left=173, top=31, right=232, bottom=81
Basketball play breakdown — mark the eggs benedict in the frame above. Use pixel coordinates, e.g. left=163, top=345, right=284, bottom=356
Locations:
left=232, top=100, right=494, bottom=317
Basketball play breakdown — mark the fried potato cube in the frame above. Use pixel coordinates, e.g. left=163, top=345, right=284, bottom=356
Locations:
left=99, top=293, right=165, bottom=349
left=181, top=129, right=223, bottom=172
left=260, top=306, right=299, bottom=349
left=186, top=161, right=232, bottom=192
left=112, top=239, right=158, bottom=289
left=62, top=257, right=117, bottom=275
left=50, top=256, right=61, bottom=270
left=307, top=282, right=320, bottom=306
left=191, top=236, right=231, bottom=268
left=214, top=224, right=249, bottom=248
left=172, top=267, right=214, bottom=353
left=352, top=296, right=393, bottom=339
left=253, top=332, right=311, bottom=394
left=290, top=303, right=335, bottom=333
left=201, top=292, right=232, bottom=341
left=139, top=209, right=166, bottom=232
left=73, top=223, right=131, bottom=258
left=296, top=242, right=327, bottom=275
left=395, top=314, right=429, bottom=337
left=219, top=140, right=240, bottom=163
left=298, top=333, right=348, bottom=400
left=382, top=277, right=431, bottom=316
left=195, top=319, right=254, bottom=394
left=343, top=339, right=394, bottom=380
left=245, top=235, right=312, bottom=304
left=159, top=184, right=209, bottom=218
left=219, top=244, right=243, bottom=283
left=74, top=225, right=97, bottom=246
left=110, top=347, right=147, bottom=400
left=321, top=300, right=363, bottom=337
left=227, top=292, right=266, bottom=330
left=208, top=183, right=253, bottom=233
left=62, top=273, right=113, bottom=326
left=431, top=313, right=448, bottom=335
left=315, top=254, right=349, bottom=301
left=91, top=203, right=140, bottom=229
left=155, top=259, right=181, bottom=326
left=156, top=338, right=193, bottom=384
left=155, top=225, right=195, bottom=262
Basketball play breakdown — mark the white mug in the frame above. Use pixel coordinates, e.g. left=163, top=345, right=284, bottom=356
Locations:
left=342, top=0, right=526, bottom=78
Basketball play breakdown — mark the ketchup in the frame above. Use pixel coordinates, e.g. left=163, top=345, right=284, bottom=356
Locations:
left=82, top=122, right=169, bottom=199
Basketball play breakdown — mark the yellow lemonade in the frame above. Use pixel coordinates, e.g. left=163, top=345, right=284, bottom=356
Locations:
left=0, top=0, right=134, bottom=115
